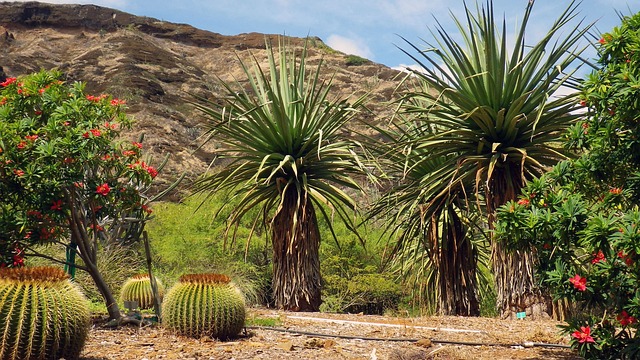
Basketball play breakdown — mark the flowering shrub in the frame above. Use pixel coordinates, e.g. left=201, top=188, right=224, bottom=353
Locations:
left=496, top=12, right=640, bottom=360
left=0, top=69, right=159, bottom=320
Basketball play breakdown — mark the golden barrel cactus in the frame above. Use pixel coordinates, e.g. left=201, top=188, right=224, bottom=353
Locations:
left=120, top=273, right=164, bottom=310
left=162, top=273, right=245, bottom=339
left=0, top=266, right=90, bottom=360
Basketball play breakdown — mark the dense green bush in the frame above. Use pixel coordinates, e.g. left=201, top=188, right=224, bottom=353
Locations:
left=345, top=55, right=368, bottom=66
left=320, top=238, right=402, bottom=314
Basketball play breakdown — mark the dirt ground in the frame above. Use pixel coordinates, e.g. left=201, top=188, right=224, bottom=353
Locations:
left=80, top=308, right=583, bottom=360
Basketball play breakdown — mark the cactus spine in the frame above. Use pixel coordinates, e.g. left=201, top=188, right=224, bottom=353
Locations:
left=0, top=267, right=90, bottom=360
left=162, top=273, right=245, bottom=339
left=120, top=273, right=164, bottom=310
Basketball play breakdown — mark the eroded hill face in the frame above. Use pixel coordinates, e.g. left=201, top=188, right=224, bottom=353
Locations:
left=0, top=1, right=404, bottom=197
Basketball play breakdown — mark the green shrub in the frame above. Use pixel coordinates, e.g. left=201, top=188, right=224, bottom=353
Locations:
left=0, top=267, right=90, bottom=360
left=162, top=273, right=246, bottom=339
left=345, top=55, right=368, bottom=66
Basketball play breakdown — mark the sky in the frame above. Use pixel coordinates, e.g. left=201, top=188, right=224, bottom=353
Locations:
left=14, top=0, right=640, bottom=71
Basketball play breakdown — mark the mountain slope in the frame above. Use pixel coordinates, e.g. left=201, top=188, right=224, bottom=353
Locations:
left=0, top=1, right=404, bottom=196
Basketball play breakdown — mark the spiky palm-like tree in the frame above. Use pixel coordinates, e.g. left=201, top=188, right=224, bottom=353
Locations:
left=397, top=1, right=591, bottom=317
left=192, top=40, right=367, bottom=311
left=368, top=117, right=486, bottom=316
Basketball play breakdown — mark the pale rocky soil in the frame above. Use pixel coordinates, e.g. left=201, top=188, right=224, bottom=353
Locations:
left=81, top=308, right=582, bottom=360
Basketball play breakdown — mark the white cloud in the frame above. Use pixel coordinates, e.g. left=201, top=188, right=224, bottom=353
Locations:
left=326, top=34, right=374, bottom=59
left=392, top=63, right=424, bottom=73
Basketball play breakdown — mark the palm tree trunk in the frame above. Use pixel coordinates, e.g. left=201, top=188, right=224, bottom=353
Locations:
left=271, top=186, right=321, bottom=311
left=489, top=166, right=551, bottom=319
left=435, top=208, right=480, bottom=316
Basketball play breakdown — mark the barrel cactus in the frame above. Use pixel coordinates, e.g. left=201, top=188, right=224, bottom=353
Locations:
left=0, top=266, right=90, bottom=360
left=120, top=273, right=165, bottom=310
left=163, top=273, right=245, bottom=339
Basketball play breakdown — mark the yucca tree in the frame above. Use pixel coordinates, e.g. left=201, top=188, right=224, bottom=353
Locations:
left=397, top=1, right=591, bottom=317
left=192, top=40, right=367, bottom=311
left=367, top=117, right=485, bottom=316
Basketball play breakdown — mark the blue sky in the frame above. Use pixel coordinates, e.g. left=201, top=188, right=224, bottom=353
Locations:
left=19, top=0, right=640, bottom=70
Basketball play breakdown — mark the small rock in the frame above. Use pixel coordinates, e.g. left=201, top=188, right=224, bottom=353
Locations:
left=324, top=339, right=336, bottom=348
left=277, top=340, right=294, bottom=351
left=303, top=338, right=324, bottom=348
left=415, top=338, right=432, bottom=348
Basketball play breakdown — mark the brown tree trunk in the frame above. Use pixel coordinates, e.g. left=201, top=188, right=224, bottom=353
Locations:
left=435, top=208, right=480, bottom=316
left=271, top=186, right=321, bottom=311
left=488, top=165, right=551, bottom=319
left=82, top=255, right=122, bottom=321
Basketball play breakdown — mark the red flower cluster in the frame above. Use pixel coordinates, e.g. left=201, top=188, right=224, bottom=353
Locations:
left=517, top=198, right=530, bottom=206
left=569, top=274, right=587, bottom=291
left=86, top=94, right=107, bottom=102
left=132, top=142, right=143, bottom=149
left=0, top=77, right=16, bottom=87
left=104, top=122, right=118, bottom=130
left=110, top=98, right=126, bottom=106
left=618, top=251, right=634, bottom=266
left=609, top=187, right=622, bottom=195
left=83, top=129, right=102, bottom=138
left=572, top=326, right=595, bottom=344
left=591, top=250, right=605, bottom=264
left=617, top=310, right=637, bottom=326
left=50, top=199, right=63, bottom=211
left=128, top=161, right=158, bottom=178
left=96, top=183, right=111, bottom=196
left=12, top=248, right=24, bottom=266
left=25, top=134, right=38, bottom=141
left=13, top=169, right=24, bottom=177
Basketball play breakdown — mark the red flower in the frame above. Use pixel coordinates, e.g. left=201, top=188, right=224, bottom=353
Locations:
left=13, top=169, right=24, bottom=177
left=16, top=141, right=27, bottom=149
left=83, top=129, right=102, bottom=138
left=122, top=150, right=136, bottom=157
left=146, top=166, right=158, bottom=178
left=110, top=98, right=126, bottom=106
left=141, top=204, right=153, bottom=214
left=104, top=122, right=118, bottom=130
left=89, top=223, right=104, bottom=232
left=591, top=250, right=605, bottom=264
left=132, top=142, right=143, bottom=149
left=543, top=243, right=552, bottom=250
left=25, top=134, right=38, bottom=141
left=0, top=77, right=16, bottom=87
left=517, top=198, right=530, bottom=206
left=609, top=187, right=622, bottom=195
left=50, top=199, right=63, bottom=211
left=572, top=326, right=595, bottom=344
left=569, top=274, right=587, bottom=291
left=599, top=38, right=606, bottom=44
left=580, top=100, right=587, bottom=107
left=101, top=154, right=112, bottom=161
left=617, top=311, right=637, bottom=326
left=96, top=183, right=111, bottom=196
left=86, top=94, right=107, bottom=103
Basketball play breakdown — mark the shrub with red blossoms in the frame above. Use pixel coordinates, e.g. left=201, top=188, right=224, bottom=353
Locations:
left=496, top=12, right=640, bottom=360
left=0, top=69, right=167, bottom=321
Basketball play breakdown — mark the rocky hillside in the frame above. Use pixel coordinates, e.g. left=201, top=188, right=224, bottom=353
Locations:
left=0, top=1, right=404, bottom=197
